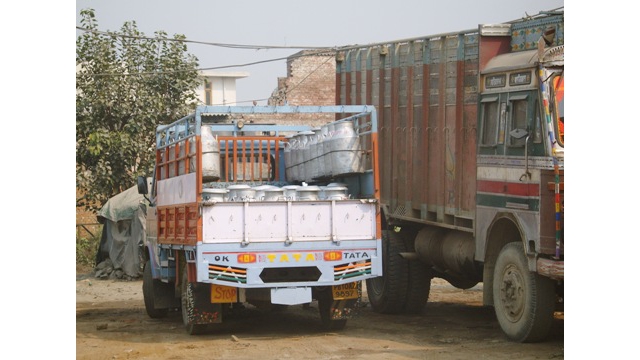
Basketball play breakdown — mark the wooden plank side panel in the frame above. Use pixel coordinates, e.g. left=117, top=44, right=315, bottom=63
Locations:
left=461, top=48, right=479, bottom=216
left=156, top=131, right=203, bottom=245
left=338, top=31, right=483, bottom=228
left=398, top=44, right=411, bottom=210
left=406, top=63, right=414, bottom=212
left=158, top=204, right=198, bottom=246
left=435, top=39, right=447, bottom=222
left=421, top=61, right=430, bottom=213
left=391, top=58, right=403, bottom=209
left=445, top=37, right=463, bottom=219
left=381, top=62, right=394, bottom=210
left=410, top=43, right=423, bottom=211
left=411, top=95, right=422, bottom=210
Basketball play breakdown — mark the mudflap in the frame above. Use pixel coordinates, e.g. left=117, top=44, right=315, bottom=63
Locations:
left=329, top=282, right=363, bottom=320
left=185, top=283, right=223, bottom=325
left=329, top=298, right=360, bottom=320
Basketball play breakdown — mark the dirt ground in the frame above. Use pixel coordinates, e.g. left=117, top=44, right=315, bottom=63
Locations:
left=76, top=265, right=564, bottom=360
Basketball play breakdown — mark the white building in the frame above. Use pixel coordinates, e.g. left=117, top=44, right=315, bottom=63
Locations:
left=195, top=71, right=249, bottom=106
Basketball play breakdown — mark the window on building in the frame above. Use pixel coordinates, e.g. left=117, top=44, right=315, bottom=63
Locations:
left=205, top=80, right=212, bottom=105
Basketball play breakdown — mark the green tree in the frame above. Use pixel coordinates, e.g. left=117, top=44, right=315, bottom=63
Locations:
left=76, top=8, right=200, bottom=211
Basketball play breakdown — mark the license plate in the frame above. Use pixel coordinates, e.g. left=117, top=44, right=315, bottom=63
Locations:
left=210, top=284, right=239, bottom=303
left=332, top=282, right=359, bottom=300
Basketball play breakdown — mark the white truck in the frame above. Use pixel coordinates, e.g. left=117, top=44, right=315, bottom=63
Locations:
left=137, top=105, right=382, bottom=334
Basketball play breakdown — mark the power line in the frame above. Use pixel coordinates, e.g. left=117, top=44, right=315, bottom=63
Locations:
left=76, top=26, right=336, bottom=51
left=76, top=25, right=346, bottom=78
left=77, top=49, right=335, bottom=77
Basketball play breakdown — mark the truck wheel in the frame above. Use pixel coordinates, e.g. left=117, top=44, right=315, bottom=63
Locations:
left=142, top=261, right=168, bottom=318
left=366, top=230, right=408, bottom=314
left=403, top=256, right=432, bottom=314
left=181, top=268, right=208, bottom=335
left=398, top=228, right=432, bottom=314
left=316, top=288, right=347, bottom=331
left=493, top=242, right=555, bottom=342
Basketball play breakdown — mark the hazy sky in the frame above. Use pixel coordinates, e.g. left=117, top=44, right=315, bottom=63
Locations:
left=76, top=0, right=564, bottom=105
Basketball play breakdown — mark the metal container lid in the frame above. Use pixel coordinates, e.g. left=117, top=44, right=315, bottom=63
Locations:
left=227, top=184, right=251, bottom=190
left=202, top=188, right=228, bottom=193
left=296, top=185, right=321, bottom=192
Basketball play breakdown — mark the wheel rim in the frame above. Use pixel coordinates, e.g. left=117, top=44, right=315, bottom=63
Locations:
left=498, top=263, right=526, bottom=323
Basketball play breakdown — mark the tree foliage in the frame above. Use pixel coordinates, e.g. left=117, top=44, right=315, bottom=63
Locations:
left=76, top=8, right=200, bottom=211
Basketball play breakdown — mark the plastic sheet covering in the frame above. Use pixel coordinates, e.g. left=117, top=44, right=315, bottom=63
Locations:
left=99, top=204, right=146, bottom=277
left=98, top=179, right=150, bottom=223
left=96, top=180, right=151, bottom=277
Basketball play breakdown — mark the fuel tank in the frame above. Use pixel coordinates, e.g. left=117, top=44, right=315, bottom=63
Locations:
left=414, top=227, right=481, bottom=286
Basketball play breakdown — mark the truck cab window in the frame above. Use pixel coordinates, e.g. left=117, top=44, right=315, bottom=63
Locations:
left=508, top=95, right=528, bottom=147
left=480, top=97, right=499, bottom=146
left=533, top=100, right=542, bottom=144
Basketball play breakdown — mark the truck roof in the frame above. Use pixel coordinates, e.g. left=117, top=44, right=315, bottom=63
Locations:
left=481, top=45, right=563, bottom=74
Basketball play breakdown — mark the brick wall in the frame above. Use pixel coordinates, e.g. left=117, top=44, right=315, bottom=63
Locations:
left=265, top=50, right=336, bottom=126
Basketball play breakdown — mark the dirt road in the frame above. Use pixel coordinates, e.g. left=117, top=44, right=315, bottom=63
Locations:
left=76, top=270, right=564, bottom=360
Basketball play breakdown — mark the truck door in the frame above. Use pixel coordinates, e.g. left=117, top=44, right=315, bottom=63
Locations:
left=479, top=90, right=543, bottom=158
left=504, top=90, right=544, bottom=158
left=478, top=93, right=507, bottom=155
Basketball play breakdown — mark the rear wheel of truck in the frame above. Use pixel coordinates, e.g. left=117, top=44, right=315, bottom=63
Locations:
left=181, top=268, right=208, bottom=335
left=493, top=242, right=555, bottom=343
left=317, top=288, right=347, bottom=331
left=366, top=230, right=408, bottom=314
left=142, top=261, right=168, bottom=319
left=399, top=228, right=432, bottom=314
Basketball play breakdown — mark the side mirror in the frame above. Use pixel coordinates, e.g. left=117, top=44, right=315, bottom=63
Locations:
left=137, top=176, right=148, bottom=195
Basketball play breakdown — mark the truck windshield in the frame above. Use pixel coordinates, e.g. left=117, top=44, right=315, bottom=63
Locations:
left=551, top=73, right=564, bottom=146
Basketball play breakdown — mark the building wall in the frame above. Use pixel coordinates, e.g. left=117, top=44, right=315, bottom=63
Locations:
left=261, top=51, right=336, bottom=126
left=269, top=50, right=335, bottom=107
left=195, top=71, right=249, bottom=106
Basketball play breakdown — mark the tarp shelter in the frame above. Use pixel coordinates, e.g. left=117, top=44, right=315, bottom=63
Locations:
left=96, top=178, right=151, bottom=278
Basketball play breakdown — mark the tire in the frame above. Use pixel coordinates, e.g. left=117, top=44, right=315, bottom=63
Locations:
left=142, top=261, right=168, bottom=319
left=181, top=267, right=208, bottom=335
left=366, top=230, right=408, bottom=314
left=400, top=228, right=432, bottom=314
left=493, top=242, right=555, bottom=343
left=317, top=288, right=347, bottom=331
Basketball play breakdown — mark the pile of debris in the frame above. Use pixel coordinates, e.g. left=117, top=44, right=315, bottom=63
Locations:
left=93, top=258, right=141, bottom=281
